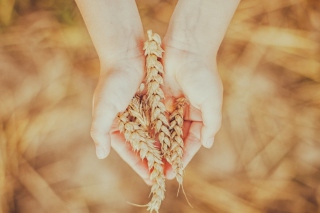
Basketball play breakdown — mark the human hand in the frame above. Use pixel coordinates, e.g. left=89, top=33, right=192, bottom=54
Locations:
left=161, top=38, right=223, bottom=179
left=76, top=0, right=236, bottom=186
left=90, top=47, right=157, bottom=185
left=75, top=0, right=156, bottom=185
left=90, top=40, right=223, bottom=185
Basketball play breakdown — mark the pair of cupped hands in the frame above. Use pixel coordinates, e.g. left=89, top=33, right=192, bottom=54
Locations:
left=90, top=35, right=223, bottom=185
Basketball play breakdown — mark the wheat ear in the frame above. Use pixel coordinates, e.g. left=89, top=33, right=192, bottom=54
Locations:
left=143, top=30, right=171, bottom=162
left=118, top=95, right=165, bottom=213
left=169, top=97, right=186, bottom=185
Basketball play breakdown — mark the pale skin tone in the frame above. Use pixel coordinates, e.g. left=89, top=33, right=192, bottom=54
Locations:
left=75, top=0, right=240, bottom=184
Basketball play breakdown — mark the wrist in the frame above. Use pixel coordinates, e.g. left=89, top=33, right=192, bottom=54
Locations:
left=164, top=0, right=240, bottom=58
left=76, top=0, right=145, bottom=63
left=98, top=36, right=145, bottom=67
left=163, top=35, right=218, bottom=58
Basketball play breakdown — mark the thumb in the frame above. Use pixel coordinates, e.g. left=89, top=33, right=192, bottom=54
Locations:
left=91, top=67, right=143, bottom=159
left=200, top=100, right=222, bottom=148
left=176, top=62, right=223, bottom=148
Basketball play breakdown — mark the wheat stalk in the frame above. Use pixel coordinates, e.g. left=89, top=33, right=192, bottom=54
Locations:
left=169, top=97, right=186, bottom=186
left=118, top=31, right=188, bottom=212
left=118, top=95, right=165, bottom=213
left=143, top=30, right=171, bottom=163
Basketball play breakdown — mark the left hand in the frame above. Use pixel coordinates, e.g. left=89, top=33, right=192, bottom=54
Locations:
left=161, top=39, right=223, bottom=179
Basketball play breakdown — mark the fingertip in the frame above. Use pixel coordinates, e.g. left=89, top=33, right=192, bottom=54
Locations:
left=91, top=100, right=118, bottom=159
left=91, top=132, right=111, bottom=159
left=200, top=125, right=217, bottom=148
left=96, top=146, right=109, bottom=159
left=165, top=169, right=175, bottom=180
left=200, top=126, right=211, bottom=147
left=203, top=136, right=215, bottom=148
left=144, top=178, right=153, bottom=186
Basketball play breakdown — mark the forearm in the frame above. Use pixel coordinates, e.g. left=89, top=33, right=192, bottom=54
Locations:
left=75, top=0, right=144, bottom=63
left=164, top=0, right=240, bottom=56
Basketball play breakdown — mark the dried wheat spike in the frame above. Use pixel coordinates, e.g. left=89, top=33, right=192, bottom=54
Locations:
left=118, top=95, right=165, bottom=213
left=169, top=97, right=186, bottom=185
left=143, top=30, right=171, bottom=162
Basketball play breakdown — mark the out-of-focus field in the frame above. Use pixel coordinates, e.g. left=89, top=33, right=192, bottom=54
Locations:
left=1, top=0, right=320, bottom=212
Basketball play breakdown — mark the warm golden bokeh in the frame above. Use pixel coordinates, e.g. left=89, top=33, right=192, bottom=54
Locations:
left=1, top=0, right=319, bottom=212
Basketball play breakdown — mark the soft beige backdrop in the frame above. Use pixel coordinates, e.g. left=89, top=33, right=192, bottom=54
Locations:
left=1, top=0, right=319, bottom=212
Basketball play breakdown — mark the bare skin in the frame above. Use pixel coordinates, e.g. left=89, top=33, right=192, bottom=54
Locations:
left=75, top=0, right=240, bottom=184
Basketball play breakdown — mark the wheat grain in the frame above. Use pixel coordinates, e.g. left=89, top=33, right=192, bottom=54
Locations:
left=143, top=30, right=171, bottom=163
left=118, top=95, right=165, bottom=213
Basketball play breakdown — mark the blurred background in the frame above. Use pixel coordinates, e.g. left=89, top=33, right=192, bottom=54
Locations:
left=0, top=0, right=319, bottom=212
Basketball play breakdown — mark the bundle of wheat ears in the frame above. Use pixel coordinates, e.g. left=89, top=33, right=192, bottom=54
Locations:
left=118, top=30, right=186, bottom=213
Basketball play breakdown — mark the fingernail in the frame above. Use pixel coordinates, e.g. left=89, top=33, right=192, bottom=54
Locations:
left=206, top=137, right=215, bottom=148
left=96, top=146, right=107, bottom=159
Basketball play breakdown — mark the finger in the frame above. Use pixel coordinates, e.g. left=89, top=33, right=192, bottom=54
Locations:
left=184, top=103, right=202, bottom=122
left=182, top=121, right=202, bottom=167
left=91, top=101, right=117, bottom=159
left=175, top=63, right=223, bottom=148
left=166, top=121, right=201, bottom=179
left=91, top=68, right=143, bottom=159
left=110, top=131, right=152, bottom=185
left=196, top=71, right=223, bottom=148
left=200, top=99, right=222, bottom=148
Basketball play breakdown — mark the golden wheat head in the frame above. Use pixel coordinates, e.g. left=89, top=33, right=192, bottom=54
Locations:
left=118, top=95, right=165, bottom=213
left=143, top=30, right=172, bottom=163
